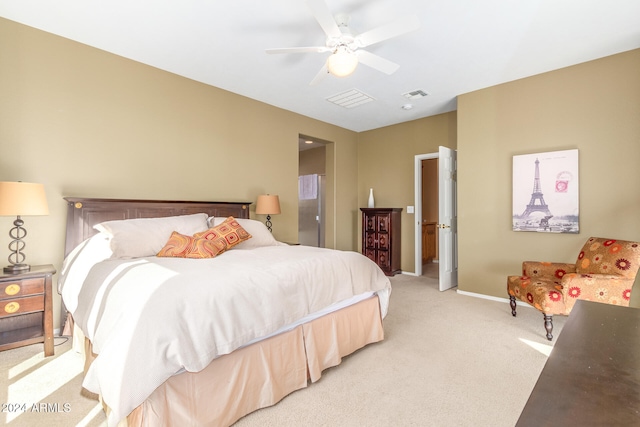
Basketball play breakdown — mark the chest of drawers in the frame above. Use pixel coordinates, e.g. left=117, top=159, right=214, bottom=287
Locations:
left=0, top=265, right=56, bottom=356
left=361, top=208, right=402, bottom=276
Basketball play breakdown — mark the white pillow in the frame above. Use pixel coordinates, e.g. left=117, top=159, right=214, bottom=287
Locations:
left=95, top=213, right=209, bottom=258
left=210, top=217, right=281, bottom=249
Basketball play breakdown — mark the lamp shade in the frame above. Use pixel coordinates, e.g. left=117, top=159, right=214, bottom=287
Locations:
left=255, top=194, right=281, bottom=215
left=327, top=46, right=358, bottom=77
left=0, top=182, right=49, bottom=216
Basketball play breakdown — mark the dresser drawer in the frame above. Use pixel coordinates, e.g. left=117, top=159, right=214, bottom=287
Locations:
left=0, top=295, right=44, bottom=318
left=0, top=278, right=45, bottom=300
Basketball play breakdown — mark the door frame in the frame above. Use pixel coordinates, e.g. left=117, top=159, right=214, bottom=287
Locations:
left=414, top=152, right=439, bottom=276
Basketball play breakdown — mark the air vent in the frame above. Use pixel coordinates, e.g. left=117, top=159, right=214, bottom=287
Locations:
left=403, top=89, right=429, bottom=99
left=326, top=89, right=375, bottom=109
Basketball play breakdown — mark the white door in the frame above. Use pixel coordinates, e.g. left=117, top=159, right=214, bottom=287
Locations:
left=438, top=146, right=458, bottom=291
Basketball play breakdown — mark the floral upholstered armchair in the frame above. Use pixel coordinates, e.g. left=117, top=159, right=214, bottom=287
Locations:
left=507, top=237, right=640, bottom=340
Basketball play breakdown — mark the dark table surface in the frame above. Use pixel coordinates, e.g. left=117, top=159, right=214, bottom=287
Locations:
left=516, top=300, right=640, bottom=427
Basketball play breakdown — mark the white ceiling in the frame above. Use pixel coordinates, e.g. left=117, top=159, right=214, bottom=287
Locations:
left=2, top=1, right=639, bottom=132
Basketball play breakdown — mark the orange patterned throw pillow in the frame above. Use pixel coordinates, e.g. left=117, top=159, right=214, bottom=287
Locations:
left=194, top=216, right=252, bottom=253
left=157, top=231, right=223, bottom=259
left=157, top=217, right=252, bottom=259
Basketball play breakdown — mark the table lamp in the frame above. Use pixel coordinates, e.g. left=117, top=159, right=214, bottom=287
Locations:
left=255, top=194, right=281, bottom=232
left=0, top=182, right=49, bottom=273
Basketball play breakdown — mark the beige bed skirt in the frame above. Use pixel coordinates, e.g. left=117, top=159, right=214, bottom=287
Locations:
left=82, top=295, right=384, bottom=427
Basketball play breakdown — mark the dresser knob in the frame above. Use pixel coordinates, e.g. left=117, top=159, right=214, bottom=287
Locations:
left=5, top=284, right=20, bottom=296
left=4, top=301, right=20, bottom=314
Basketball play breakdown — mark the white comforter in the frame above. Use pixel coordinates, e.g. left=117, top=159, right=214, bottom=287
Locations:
left=60, top=241, right=391, bottom=426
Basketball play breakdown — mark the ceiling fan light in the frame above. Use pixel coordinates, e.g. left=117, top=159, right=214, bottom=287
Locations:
left=327, top=47, right=358, bottom=77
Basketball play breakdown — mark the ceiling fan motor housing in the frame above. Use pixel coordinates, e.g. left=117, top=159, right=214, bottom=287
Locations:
left=327, top=13, right=356, bottom=52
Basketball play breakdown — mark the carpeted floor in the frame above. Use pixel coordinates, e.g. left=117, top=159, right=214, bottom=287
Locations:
left=0, top=274, right=564, bottom=426
left=0, top=336, right=105, bottom=427
left=235, top=274, right=565, bottom=426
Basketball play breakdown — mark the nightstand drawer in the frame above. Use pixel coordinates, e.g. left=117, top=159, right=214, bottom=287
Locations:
left=0, top=265, right=56, bottom=356
left=0, top=278, right=45, bottom=300
left=0, top=295, right=44, bottom=318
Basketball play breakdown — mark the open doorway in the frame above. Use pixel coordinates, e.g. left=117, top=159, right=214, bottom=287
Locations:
left=415, top=153, right=439, bottom=279
left=421, top=158, right=439, bottom=279
left=298, top=136, right=327, bottom=247
left=414, top=147, right=458, bottom=290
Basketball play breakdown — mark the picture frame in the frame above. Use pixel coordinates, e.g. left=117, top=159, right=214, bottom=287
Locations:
left=512, top=149, right=579, bottom=233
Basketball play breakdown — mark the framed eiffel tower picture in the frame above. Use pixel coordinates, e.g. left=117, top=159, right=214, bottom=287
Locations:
left=512, top=149, right=579, bottom=233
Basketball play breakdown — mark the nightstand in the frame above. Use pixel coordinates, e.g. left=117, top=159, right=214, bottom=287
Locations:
left=0, top=265, right=56, bottom=356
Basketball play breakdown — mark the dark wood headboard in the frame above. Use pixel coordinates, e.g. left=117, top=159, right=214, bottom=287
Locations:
left=63, top=197, right=251, bottom=257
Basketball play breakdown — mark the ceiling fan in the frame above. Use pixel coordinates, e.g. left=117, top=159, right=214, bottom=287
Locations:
left=266, top=0, right=420, bottom=85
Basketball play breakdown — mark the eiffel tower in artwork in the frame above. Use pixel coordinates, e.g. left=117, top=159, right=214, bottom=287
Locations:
left=521, top=158, right=553, bottom=218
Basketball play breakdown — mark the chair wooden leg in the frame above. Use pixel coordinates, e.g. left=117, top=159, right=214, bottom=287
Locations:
left=543, top=314, right=553, bottom=341
left=509, top=295, right=517, bottom=317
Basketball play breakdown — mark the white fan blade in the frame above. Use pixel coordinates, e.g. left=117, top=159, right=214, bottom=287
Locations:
left=310, top=64, right=330, bottom=85
left=356, top=15, right=420, bottom=48
left=306, top=0, right=342, bottom=39
left=356, top=50, right=399, bottom=75
left=266, top=46, right=330, bottom=54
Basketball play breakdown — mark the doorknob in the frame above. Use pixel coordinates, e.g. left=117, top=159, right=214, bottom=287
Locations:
left=438, top=224, right=450, bottom=229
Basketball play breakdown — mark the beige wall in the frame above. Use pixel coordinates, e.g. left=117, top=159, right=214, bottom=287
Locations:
left=299, top=146, right=326, bottom=176
left=457, top=48, right=640, bottom=306
left=357, top=113, right=458, bottom=272
left=0, top=18, right=359, bottom=328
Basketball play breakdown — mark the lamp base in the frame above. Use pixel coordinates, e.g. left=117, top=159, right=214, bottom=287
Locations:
left=3, top=263, right=30, bottom=274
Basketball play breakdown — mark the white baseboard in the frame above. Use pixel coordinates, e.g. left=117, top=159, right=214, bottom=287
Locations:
left=456, top=289, right=533, bottom=308
left=400, top=271, right=418, bottom=277
left=395, top=277, right=531, bottom=309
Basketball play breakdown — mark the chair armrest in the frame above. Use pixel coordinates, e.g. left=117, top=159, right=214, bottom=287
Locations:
left=561, top=273, right=635, bottom=303
left=522, top=261, right=576, bottom=279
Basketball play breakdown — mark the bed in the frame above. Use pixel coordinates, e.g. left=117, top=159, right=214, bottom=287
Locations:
left=58, top=197, right=391, bottom=427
